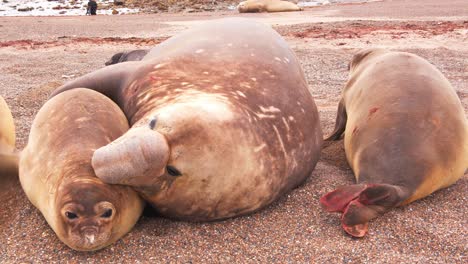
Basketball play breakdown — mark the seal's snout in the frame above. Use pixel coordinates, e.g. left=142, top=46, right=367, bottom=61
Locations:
left=92, top=126, right=170, bottom=187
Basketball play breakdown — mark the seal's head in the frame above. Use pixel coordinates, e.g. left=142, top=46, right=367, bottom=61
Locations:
left=55, top=180, right=125, bottom=251
left=237, top=0, right=263, bottom=13
left=348, top=48, right=389, bottom=74
left=105, top=49, right=149, bottom=66
left=237, top=1, right=248, bottom=12
left=105, top=52, right=124, bottom=66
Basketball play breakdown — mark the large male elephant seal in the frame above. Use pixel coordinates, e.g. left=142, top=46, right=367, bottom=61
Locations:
left=321, top=49, right=468, bottom=237
left=19, top=89, right=144, bottom=251
left=50, top=18, right=323, bottom=221
left=238, top=0, right=302, bottom=13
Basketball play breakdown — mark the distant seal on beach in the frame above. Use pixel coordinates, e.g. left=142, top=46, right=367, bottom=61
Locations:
left=50, top=18, right=323, bottom=221
left=320, top=49, right=468, bottom=237
left=237, top=0, right=302, bottom=13
left=0, top=96, right=18, bottom=192
left=19, top=89, right=144, bottom=251
left=105, top=49, right=149, bottom=66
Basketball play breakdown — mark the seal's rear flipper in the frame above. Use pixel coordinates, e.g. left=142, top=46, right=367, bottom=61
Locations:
left=48, top=61, right=142, bottom=106
left=324, top=98, right=347, bottom=141
left=320, top=183, right=408, bottom=237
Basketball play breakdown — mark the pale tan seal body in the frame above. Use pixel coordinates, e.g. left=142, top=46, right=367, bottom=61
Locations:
left=0, top=95, right=17, bottom=176
left=19, top=89, right=144, bottom=251
left=238, top=0, right=302, bottom=13
left=321, top=49, right=468, bottom=237
left=50, top=18, right=323, bottom=221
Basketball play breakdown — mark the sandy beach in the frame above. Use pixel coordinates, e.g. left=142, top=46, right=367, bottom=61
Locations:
left=0, top=0, right=467, bottom=262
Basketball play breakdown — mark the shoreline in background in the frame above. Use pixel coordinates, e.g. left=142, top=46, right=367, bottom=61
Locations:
left=0, top=0, right=378, bottom=17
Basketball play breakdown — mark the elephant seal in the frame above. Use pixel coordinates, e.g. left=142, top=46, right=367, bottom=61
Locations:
left=19, top=89, right=144, bottom=251
left=50, top=18, right=323, bottom=221
left=238, top=0, right=302, bottom=13
left=105, top=49, right=149, bottom=66
left=321, top=49, right=468, bottom=237
left=0, top=96, right=18, bottom=192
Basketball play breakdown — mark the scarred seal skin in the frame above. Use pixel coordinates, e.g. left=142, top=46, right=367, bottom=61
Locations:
left=321, top=49, right=468, bottom=237
left=50, top=18, right=323, bottom=221
left=237, top=0, right=303, bottom=13
left=19, top=89, right=144, bottom=251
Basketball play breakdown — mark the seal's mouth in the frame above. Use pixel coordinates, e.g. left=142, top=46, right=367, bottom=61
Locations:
left=67, top=227, right=111, bottom=251
left=82, top=227, right=98, bottom=247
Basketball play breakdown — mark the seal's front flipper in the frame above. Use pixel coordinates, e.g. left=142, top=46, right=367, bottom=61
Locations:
left=92, top=126, right=170, bottom=188
left=320, top=183, right=408, bottom=237
left=49, top=61, right=142, bottom=105
left=325, top=98, right=347, bottom=141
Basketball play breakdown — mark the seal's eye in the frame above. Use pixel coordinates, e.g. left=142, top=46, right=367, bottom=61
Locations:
left=101, top=209, right=113, bottom=218
left=65, top=211, right=78, bottom=220
left=167, top=165, right=182, bottom=177
left=149, top=118, right=157, bottom=129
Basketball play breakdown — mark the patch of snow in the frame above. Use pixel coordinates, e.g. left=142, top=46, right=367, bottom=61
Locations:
left=0, top=0, right=139, bottom=16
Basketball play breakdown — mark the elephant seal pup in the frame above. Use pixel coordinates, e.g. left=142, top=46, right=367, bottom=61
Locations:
left=19, top=89, right=144, bottom=251
left=50, top=18, right=323, bottom=221
left=238, top=0, right=302, bottom=13
left=105, top=49, right=149, bottom=66
left=321, top=49, right=468, bottom=237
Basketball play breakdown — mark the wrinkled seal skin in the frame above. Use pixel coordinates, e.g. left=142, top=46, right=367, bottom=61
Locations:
left=238, top=0, right=302, bottom=13
left=50, top=18, right=323, bottom=221
left=105, top=49, right=149, bottom=66
left=321, top=49, right=468, bottom=237
left=0, top=95, right=18, bottom=194
left=19, top=89, right=144, bottom=251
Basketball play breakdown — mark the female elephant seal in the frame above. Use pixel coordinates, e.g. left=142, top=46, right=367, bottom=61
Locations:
left=238, top=0, right=302, bottom=13
left=321, top=49, right=468, bottom=237
left=19, top=89, right=144, bottom=251
left=50, top=18, right=323, bottom=221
